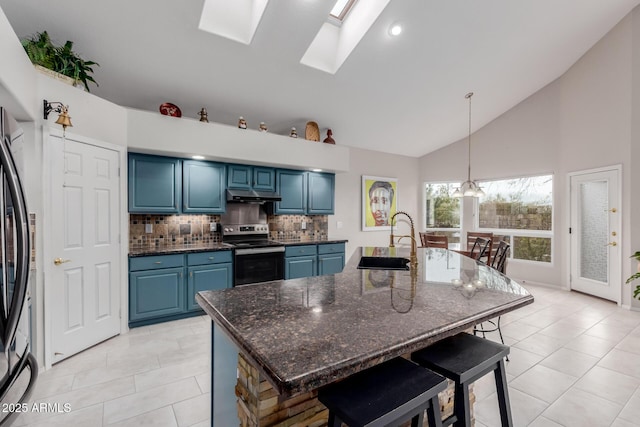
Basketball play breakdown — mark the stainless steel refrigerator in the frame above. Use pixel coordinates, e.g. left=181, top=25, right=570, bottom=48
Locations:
left=0, top=107, right=37, bottom=426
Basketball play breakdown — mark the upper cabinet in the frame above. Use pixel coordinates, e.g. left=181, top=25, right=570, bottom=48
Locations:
left=307, top=172, right=335, bottom=214
left=183, top=160, right=226, bottom=213
left=253, top=167, right=276, bottom=191
left=128, top=154, right=181, bottom=213
left=129, top=154, right=335, bottom=215
left=129, top=154, right=225, bottom=214
left=275, top=170, right=335, bottom=215
left=227, top=164, right=275, bottom=191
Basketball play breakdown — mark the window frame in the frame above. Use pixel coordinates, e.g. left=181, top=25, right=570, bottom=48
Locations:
left=423, top=181, right=463, bottom=244
left=474, top=173, right=554, bottom=265
left=329, top=0, right=359, bottom=24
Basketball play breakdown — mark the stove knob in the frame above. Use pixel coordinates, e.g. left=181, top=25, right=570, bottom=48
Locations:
left=229, top=228, right=234, bottom=232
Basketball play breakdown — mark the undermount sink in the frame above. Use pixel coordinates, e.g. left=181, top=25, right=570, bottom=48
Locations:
left=357, top=256, right=410, bottom=271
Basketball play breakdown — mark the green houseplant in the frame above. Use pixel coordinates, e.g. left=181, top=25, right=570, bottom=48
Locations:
left=21, top=31, right=99, bottom=92
left=626, top=251, right=640, bottom=299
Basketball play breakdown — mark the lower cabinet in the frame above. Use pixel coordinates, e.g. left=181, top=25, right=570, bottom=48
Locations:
left=129, top=251, right=232, bottom=326
left=285, top=243, right=345, bottom=279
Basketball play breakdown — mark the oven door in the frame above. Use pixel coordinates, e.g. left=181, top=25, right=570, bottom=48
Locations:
left=234, top=247, right=284, bottom=286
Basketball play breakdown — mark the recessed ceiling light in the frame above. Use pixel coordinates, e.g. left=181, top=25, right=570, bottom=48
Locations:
left=192, top=155, right=205, bottom=160
left=312, top=168, right=323, bottom=172
left=389, top=23, right=402, bottom=36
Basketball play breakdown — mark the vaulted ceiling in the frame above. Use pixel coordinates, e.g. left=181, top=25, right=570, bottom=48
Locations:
left=1, top=0, right=638, bottom=157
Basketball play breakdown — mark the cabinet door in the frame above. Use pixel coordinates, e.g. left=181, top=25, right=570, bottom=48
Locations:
left=227, top=164, right=252, bottom=189
left=253, top=167, right=275, bottom=191
left=183, top=160, right=226, bottom=213
left=129, top=267, right=184, bottom=322
left=128, top=154, right=181, bottom=213
left=285, top=255, right=317, bottom=279
left=318, top=253, right=345, bottom=276
left=275, top=170, right=307, bottom=214
left=307, top=172, right=335, bottom=214
left=187, top=263, right=232, bottom=311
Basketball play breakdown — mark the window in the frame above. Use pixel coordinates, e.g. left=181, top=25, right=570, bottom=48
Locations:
left=425, top=183, right=461, bottom=244
left=329, top=0, right=358, bottom=22
left=477, top=175, right=553, bottom=263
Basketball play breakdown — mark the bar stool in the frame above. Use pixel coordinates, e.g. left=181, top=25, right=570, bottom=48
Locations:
left=411, top=333, right=512, bottom=427
left=318, top=357, right=447, bottom=427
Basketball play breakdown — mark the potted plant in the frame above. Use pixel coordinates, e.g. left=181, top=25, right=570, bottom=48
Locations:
left=626, top=251, right=640, bottom=299
left=21, top=31, right=99, bottom=92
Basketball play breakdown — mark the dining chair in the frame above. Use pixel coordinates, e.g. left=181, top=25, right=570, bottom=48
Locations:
left=469, top=237, right=491, bottom=264
left=467, top=232, right=493, bottom=265
left=475, top=240, right=511, bottom=358
left=491, top=240, right=510, bottom=274
left=424, top=234, right=448, bottom=249
left=418, top=231, right=435, bottom=247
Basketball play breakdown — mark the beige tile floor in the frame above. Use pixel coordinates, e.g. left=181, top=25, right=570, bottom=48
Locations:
left=11, top=283, right=640, bottom=426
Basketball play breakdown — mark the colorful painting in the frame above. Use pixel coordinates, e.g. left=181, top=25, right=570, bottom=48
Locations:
left=362, top=175, right=398, bottom=231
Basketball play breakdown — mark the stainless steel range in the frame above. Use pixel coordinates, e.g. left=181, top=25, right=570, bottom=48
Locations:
left=221, top=205, right=284, bottom=286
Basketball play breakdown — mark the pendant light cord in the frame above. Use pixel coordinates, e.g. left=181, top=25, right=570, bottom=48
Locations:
left=466, top=92, right=473, bottom=183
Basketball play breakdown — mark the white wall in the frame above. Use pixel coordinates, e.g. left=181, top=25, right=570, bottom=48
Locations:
left=329, top=146, right=420, bottom=259
left=420, top=13, right=636, bottom=305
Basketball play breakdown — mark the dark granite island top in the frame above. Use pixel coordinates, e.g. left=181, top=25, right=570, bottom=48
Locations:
left=197, top=246, right=533, bottom=402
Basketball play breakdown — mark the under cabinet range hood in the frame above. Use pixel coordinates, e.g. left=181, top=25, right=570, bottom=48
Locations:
left=226, top=189, right=281, bottom=203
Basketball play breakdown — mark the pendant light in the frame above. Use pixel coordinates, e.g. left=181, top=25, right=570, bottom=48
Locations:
left=452, top=92, right=484, bottom=198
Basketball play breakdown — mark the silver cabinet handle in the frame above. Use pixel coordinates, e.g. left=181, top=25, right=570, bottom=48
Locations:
left=154, top=261, right=163, bottom=264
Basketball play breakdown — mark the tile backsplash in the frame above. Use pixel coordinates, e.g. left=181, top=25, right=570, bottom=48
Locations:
left=129, top=213, right=329, bottom=248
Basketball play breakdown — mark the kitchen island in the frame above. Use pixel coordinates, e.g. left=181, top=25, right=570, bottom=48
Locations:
left=196, top=246, right=533, bottom=426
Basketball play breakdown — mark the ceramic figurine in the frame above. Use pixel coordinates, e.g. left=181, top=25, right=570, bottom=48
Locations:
left=238, top=116, right=247, bottom=129
left=323, top=129, right=336, bottom=144
left=198, top=108, right=209, bottom=123
left=259, top=122, right=268, bottom=132
left=289, top=127, right=298, bottom=138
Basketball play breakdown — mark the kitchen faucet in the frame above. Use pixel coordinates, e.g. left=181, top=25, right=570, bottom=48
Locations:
left=389, top=211, right=417, bottom=269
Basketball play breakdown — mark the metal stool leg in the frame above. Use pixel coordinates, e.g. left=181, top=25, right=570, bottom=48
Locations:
left=410, top=410, right=425, bottom=427
left=494, top=360, right=513, bottom=427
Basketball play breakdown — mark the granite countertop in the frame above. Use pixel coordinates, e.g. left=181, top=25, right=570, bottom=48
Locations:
left=129, top=239, right=348, bottom=257
left=276, top=238, right=348, bottom=246
left=129, top=242, right=233, bottom=257
left=196, top=246, right=533, bottom=397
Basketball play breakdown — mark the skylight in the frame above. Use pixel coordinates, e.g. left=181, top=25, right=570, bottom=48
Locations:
left=329, top=0, right=358, bottom=22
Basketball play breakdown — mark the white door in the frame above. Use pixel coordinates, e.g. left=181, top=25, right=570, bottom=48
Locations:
left=50, top=136, right=121, bottom=363
left=569, top=167, right=621, bottom=302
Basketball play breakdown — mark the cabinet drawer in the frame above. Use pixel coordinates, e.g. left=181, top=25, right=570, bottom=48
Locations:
left=318, top=243, right=345, bottom=255
left=130, top=254, right=184, bottom=271
left=187, top=251, right=233, bottom=266
left=285, top=245, right=318, bottom=257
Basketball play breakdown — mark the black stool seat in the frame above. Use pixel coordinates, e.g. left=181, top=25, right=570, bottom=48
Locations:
left=411, top=333, right=512, bottom=427
left=318, top=357, right=447, bottom=427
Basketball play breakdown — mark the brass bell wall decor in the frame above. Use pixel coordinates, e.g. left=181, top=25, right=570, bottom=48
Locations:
left=43, top=100, right=73, bottom=136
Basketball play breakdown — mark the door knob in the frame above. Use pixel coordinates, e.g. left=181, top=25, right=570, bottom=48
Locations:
left=606, top=242, right=617, bottom=247
left=54, top=258, right=72, bottom=265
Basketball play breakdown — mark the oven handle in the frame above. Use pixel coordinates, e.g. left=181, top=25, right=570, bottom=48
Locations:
left=235, top=246, right=285, bottom=255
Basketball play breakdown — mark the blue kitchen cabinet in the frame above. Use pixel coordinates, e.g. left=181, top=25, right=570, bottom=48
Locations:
left=285, top=245, right=318, bottom=279
left=318, top=243, right=345, bottom=276
left=128, top=154, right=181, bottom=213
left=227, top=164, right=252, bottom=189
left=253, top=167, right=276, bottom=191
left=275, top=170, right=307, bottom=214
left=129, top=251, right=233, bottom=326
left=307, top=172, right=335, bottom=214
left=129, top=267, right=185, bottom=322
left=183, top=160, right=226, bottom=213
left=228, top=164, right=276, bottom=191
left=275, top=169, right=335, bottom=215
left=186, top=251, right=233, bottom=311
